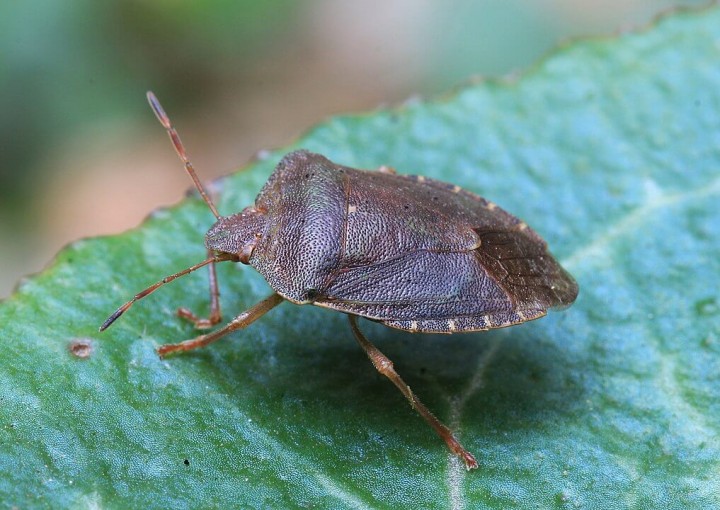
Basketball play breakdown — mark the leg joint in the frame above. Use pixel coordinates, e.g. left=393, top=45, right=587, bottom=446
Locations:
left=373, top=356, right=395, bottom=375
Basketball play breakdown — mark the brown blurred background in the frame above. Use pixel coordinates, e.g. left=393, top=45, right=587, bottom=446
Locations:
left=0, top=0, right=709, bottom=298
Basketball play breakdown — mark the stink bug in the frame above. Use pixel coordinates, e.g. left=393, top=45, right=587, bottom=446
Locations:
left=101, top=92, right=579, bottom=470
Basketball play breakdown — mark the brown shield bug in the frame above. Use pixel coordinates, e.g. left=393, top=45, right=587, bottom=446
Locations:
left=101, top=91, right=579, bottom=470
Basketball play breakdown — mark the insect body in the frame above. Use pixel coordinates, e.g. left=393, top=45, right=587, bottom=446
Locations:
left=225, top=150, right=577, bottom=331
left=102, top=92, right=579, bottom=470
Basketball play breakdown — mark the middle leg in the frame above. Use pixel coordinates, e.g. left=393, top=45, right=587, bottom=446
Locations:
left=159, top=292, right=284, bottom=357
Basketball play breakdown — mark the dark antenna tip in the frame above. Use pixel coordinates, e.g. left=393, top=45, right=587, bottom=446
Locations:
left=99, top=307, right=125, bottom=332
left=146, top=91, right=170, bottom=129
left=98, top=255, right=228, bottom=332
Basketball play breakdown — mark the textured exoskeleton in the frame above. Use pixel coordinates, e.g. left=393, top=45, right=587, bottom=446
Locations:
left=206, top=150, right=578, bottom=332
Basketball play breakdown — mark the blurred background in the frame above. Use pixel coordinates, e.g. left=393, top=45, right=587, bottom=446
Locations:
left=0, top=0, right=710, bottom=298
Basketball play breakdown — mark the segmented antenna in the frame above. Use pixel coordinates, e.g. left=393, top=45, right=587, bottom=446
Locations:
left=146, top=91, right=220, bottom=219
left=99, top=254, right=233, bottom=331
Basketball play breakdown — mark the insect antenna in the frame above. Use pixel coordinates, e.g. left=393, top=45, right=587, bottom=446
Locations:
left=146, top=91, right=221, bottom=219
left=99, top=254, right=234, bottom=331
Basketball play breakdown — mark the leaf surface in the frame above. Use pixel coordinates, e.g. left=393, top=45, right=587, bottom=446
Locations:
left=1, top=7, right=719, bottom=509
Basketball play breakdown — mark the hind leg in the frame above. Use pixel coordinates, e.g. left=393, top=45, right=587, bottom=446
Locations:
left=348, top=315, right=478, bottom=470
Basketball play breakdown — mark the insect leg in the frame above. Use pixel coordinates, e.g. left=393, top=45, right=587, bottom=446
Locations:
left=348, top=315, right=479, bottom=470
left=158, top=292, right=284, bottom=357
left=177, top=248, right=223, bottom=329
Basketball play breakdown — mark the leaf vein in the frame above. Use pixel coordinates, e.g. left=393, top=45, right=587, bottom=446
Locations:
left=563, top=176, right=720, bottom=271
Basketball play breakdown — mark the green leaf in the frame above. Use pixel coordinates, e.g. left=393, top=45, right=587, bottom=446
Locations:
left=2, top=7, right=719, bottom=509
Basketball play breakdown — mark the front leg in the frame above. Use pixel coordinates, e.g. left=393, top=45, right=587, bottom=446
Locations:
left=176, top=248, right=223, bottom=329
